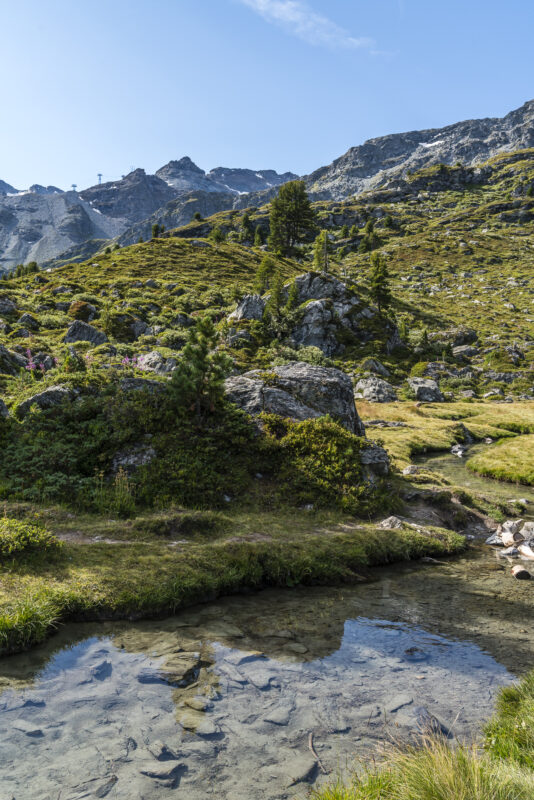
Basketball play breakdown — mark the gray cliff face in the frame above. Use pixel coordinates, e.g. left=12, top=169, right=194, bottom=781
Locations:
left=305, top=100, right=534, bottom=199
left=0, top=191, right=126, bottom=271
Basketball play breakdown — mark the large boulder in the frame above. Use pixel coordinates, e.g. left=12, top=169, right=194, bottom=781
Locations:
left=16, top=385, right=74, bottom=418
left=225, top=361, right=365, bottom=435
left=0, top=399, right=9, bottom=418
left=290, top=299, right=339, bottom=356
left=229, top=294, right=265, bottom=321
left=284, top=273, right=351, bottom=304
left=17, top=313, right=39, bottom=331
left=64, top=320, right=108, bottom=346
left=0, top=297, right=16, bottom=316
left=408, top=377, right=445, bottom=402
left=0, top=344, right=27, bottom=376
left=355, top=377, right=397, bottom=403
left=429, top=326, right=478, bottom=348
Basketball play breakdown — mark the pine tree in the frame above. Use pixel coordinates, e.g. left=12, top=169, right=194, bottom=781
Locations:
left=193, top=211, right=203, bottom=221
left=313, top=230, right=333, bottom=274
left=254, top=226, right=264, bottom=246
left=268, top=181, right=316, bottom=255
left=152, top=223, right=160, bottom=239
left=240, top=213, right=254, bottom=242
left=349, top=224, right=358, bottom=238
left=210, top=226, right=225, bottom=244
left=170, top=316, right=232, bottom=421
left=369, top=252, right=392, bottom=313
left=286, top=280, right=299, bottom=310
left=254, top=255, right=276, bottom=294
left=340, top=224, right=349, bottom=239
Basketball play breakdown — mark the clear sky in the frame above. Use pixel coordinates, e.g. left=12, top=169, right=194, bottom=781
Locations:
left=1, top=0, right=533, bottom=191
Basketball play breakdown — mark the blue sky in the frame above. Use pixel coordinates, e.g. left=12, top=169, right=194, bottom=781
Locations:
left=1, top=0, right=533, bottom=190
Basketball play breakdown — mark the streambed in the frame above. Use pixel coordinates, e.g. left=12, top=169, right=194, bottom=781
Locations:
left=0, top=544, right=532, bottom=800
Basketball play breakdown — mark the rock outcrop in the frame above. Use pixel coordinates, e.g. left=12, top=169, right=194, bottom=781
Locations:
left=286, top=273, right=400, bottom=357
left=225, top=361, right=365, bottom=435
left=229, top=295, right=265, bottom=322
left=0, top=344, right=27, bottom=375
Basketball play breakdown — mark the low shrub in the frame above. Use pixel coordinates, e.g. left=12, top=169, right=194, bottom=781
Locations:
left=0, top=518, right=60, bottom=558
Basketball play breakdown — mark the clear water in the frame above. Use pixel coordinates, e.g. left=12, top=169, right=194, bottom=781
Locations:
left=0, top=547, right=531, bottom=800
left=416, top=443, right=534, bottom=511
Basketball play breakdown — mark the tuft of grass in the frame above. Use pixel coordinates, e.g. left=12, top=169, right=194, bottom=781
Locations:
left=314, top=737, right=534, bottom=800
left=485, top=671, right=534, bottom=770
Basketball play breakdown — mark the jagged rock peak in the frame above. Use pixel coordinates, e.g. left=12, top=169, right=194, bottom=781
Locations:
left=156, top=157, right=205, bottom=179
left=0, top=180, right=18, bottom=195
left=29, top=185, right=63, bottom=195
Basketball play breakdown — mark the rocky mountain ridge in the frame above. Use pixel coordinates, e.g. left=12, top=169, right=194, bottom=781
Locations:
left=2, top=98, right=534, bottom=270
left=305, top=99, right=534, bottom=199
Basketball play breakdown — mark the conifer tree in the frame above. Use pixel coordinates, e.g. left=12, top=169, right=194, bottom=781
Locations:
left=369, top=252, right=392, bottom=313
left=170, top=316, right=232, bottom=421
left=286, top=280, right=299, bottom=310
left=152, top=223, right=160, bottom=239
left=268, top=181, right=316, bottom=255
left=210, top=226, right=225, bottom=244
left=254, top=226, right=264, bottom=246
left=313, top=230, right=333, bottom=274
left=254, top=255, right=276, bottom=294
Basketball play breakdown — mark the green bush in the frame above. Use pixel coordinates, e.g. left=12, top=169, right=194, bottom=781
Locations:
left=0, top=518, right=60, bottom=558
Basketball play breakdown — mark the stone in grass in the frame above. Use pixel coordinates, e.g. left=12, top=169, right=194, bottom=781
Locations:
left=408, top=377, right=444, bottom=403
left=403, top=465, right=419, bottom=475
left=64, top=319, right=108, bottom=345
left=355, top=376, right=397, bottom=403
left=379, top=515, right=404, bottom=529
left=16, top=385, right=74, bottom=418
left=0, top=398, right=9, bottom=418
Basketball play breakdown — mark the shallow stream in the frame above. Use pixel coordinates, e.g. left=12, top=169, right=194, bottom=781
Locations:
left=1, top=449, right=533, bottom=800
